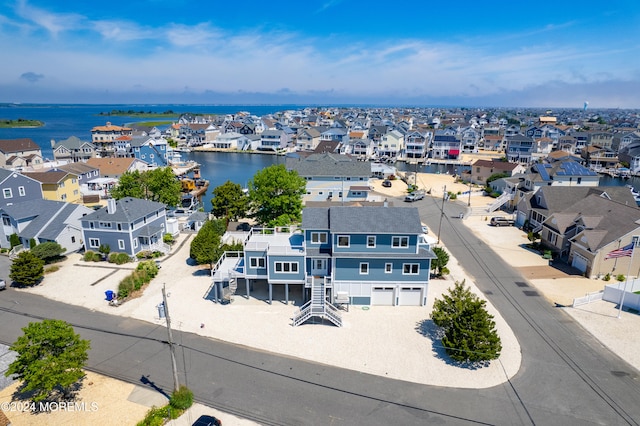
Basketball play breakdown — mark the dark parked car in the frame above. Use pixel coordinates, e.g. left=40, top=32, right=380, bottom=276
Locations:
left=490, top=217, right=515, bottom=227
left=382, top=179, right=392, bottom=188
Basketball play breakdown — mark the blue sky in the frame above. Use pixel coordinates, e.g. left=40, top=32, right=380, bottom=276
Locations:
left=1, top=0, right=639, bottom=107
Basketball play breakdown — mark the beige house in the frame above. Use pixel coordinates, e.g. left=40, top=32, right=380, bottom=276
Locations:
left=469, top=159, right=525, bottom=186
left=0, top=138, right=43, bottom=169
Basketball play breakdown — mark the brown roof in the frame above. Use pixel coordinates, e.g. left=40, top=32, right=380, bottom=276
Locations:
left=472, top=159, right=519, bottom=171
left=86, top=157, right=138, bottom=175
left=0, top=138, right=41, bottom=153
left=91, top=122, right=132, bottom=132
left=23, top=170, right=76, bottom=184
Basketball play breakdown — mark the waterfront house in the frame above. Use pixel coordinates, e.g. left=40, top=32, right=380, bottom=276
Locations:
left=404, top=130, right=431, bottom=159
left=505, top=134, right=535, bottom=164
left=431, top=133, right=461, bottom=160
left=52, top=161, right=100, bottom=184
left=0, top=198, right=91, bottom=253
left=460, top=127, right=480, bottom=153
left=209, top=206, right=436, bottom=324
left=0, top=138, right=43, bottom=170
left=589, top=132, right=615, bottom=151
left=377, top=130, right=404, bottom=159
left=581, top=145, right=618, bottom=171
left=618, top=141, right=640, bottom=174
left=85, top=157, right=150, bottom=179
left=130, top=136, right=168, bottom=167
left=22, top=171, right=82, bottom=204
left=51, top=136, right=97, bottom=162
left=286, top=153, right=371, bottom=203
left=618, top=132, right=640, bottom=152
left=0, top=169, right=43, bottom=209
left=296, top=128, right=322, bottom=151
left=91, top=122, right=133, bottom=157
left=259, top=129, right=291, bottom=151
left=211, top=132, right=249, bottom=150
left=81, top=197, right=169, bottom=257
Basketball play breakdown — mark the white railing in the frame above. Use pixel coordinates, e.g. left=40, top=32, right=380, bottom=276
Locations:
left=9, top=244, right=25, bottom=260
left=487, top=192, right=512, bottom=212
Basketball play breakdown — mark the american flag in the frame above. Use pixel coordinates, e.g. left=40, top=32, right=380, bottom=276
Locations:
left=605, top=242, right=635, bottom=260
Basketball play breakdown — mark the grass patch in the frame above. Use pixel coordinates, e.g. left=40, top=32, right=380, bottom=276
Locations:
left=44, top=265, right=60, bottom=274
left=0, top=118, right=44, bottom=128
left=131, top=120, right=174, bottom=127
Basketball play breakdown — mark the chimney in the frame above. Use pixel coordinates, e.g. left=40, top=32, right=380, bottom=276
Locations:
left=107, top=198, right=117, bottom=214
left=383, top=198, right=388, bottom=207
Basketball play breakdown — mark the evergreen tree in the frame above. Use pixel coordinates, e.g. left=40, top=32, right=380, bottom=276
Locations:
left=30, top=242, right=66, bottom=263
left=10, top=251, right=45, bottom=286
left=431, top=280, right=502, bottom=363
left=189, top=220, right=222, bottom=268
left=6, top=319, right=90, bottom=402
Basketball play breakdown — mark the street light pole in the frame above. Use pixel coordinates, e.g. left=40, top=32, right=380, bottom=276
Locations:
left=468, top=176, right=472, bottom=207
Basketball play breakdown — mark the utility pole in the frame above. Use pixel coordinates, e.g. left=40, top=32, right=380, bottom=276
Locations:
left=162, top=283, right=180, bottom=392
left=468, top=176, right=472, bottom=207
left=437, top=185, right=446, bottom=245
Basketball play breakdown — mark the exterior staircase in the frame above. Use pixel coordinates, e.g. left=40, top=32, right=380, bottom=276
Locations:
left=486, top=192, right=512, bottom=212
left=293, top=277, right=342, bottom=327
left=222, top=275, right=238, bottom=303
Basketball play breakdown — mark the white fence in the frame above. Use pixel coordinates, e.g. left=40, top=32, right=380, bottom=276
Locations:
left=603, top=280, right=640, bottom=312
left=572, top=290, right=604, bottom=307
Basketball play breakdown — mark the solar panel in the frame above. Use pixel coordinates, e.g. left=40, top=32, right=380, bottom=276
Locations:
left=536, top=163, right=552, bottom=181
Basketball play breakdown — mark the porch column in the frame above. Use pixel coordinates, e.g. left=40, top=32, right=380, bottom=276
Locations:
left=285, top=283, right=289, bottom=304
left=245, top=278, right=250, bottom=300
left=269, top=283, right=272, bottom=305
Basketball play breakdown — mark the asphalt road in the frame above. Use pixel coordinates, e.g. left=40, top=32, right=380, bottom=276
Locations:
left=0, top=202, right=639, bottom=425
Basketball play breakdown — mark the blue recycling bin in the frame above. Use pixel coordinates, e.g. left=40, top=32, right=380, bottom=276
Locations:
left=157, top=302, right=166, bottom=318
left=105, top=290, right=114, bottom=301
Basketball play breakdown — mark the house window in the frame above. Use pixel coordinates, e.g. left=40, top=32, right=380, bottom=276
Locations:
left=337, top=235, right=350, bottom=247
left=360, top=262, right=369, bottom=275
left=18, top=186, right=25, bottom=196
left=61, top=194, right=67, bottom=200
left=274, top=261, right=299, bottom=273
left=71, top=236, right=76, bottom=243
left=385, top=263, right=393, bottom=273
left=549, top=232, right=558, bottom=245
left=2, top=217, right=10, bottom=226
left=392, top=236, right=409, bottom=248
left=403, top=263, right=420, bottom=275
left=117, top=223, right=122, bottom=230
left=133, top=239, right=138, bottom=248
left=310, top=232, right=327, bottom=244
left=89, top=238, right=100, bottom=248
left=3, top=188, right=12, bottom=198
left=118, top=240, right=125, bottom=250
left=250, top=257, right=265, bottom=268
left=367, top=236, right=376, bottom=248
left=99, top=222, right=112, bottom=228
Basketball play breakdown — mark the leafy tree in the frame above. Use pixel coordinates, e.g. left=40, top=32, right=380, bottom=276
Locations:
left=30, top=242, right=65, bottom=263
left=111, top=170, right=145, bottom=200
left=431, top=280, right=502, bottom=363
left=5, top=319, right=90, bottom=402
left=211, top=180, right=249, bottom=221
left=248, top=164, right=306, bottom=226
left=111, top=168, right=181, bottom=206
left=189, top=220, right=222, bottom=268
left=431, top=246, right=450, bottom=277
left=10, top=251, right=45, bottom=286
left=145, top=167, right=182, bottom=206
left=486, top=172, right=509, bottom=184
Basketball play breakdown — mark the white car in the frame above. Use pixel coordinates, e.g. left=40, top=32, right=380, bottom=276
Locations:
left=421, top=224, right=429, bottom=234
left=0, top=279, right=6, bottom=290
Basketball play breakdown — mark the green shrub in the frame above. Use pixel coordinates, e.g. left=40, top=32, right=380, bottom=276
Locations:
left=137, top=260, right=159, bottom=278
left=170, top=386, right=194, bottom=410
left=131, top=270, right=148, bottom=291
left=44, top=265, right=60, bottom=274
left=83, top=251, right=102, bottom=262
left=136, top=250, right=153, bottom=259
left=9, top=233, right=20, bottom=249
left=137, top=405, right=169, bottom=426
left=118, top=276, right=135, bottom=299
left=616, top=274, right=626, bottom=282
left=109, top=252, right=131, bottom=265
left=163, top=233, right=174, bottom=244
left=98, top=244, right=111, bottom=256
left=603, top=273, right=611, bottom=281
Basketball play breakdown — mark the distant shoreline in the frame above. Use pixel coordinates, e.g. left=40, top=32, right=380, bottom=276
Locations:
left=0, top=119, right=44, bottom=128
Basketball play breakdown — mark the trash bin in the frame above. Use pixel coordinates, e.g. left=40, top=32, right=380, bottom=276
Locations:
left=157, top=302, right=165, bottom=318
left=105, top=290, right=114, bottom=301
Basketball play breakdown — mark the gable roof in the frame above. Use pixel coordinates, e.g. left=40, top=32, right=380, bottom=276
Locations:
left=55, top=162, right=99, bottom=175
left=0, top=138, right=41, bottom=153
left=23, top=171, right=76, bottom=184
left=286, top=153, right=369, bottom=177
left=472, top=159, right=519, bottom=172
left=83, top=197, right=165, bottom=222
left=302, top=206, right=424, bottom=235
left=85, top=157, right=141, bottom=175
left=53, top=136, right=92, bottom=150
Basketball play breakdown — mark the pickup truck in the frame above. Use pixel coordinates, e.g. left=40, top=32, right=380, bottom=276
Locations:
left=404, top=191, right=425, bottom=202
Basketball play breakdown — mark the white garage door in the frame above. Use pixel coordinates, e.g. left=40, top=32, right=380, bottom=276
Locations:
left=398, top=287, right=422, bottom=306
left=572, top=254, right=588, bottom=273
left=371, top=287, right=394, bottom=306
